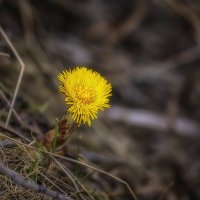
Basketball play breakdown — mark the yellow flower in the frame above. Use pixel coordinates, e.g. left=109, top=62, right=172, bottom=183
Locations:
left=58, top=66, right=112, bottom=126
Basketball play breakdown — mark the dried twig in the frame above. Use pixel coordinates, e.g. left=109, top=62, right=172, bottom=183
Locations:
left=107, top=0, right=147, bottom=45
left=106, top=105, right=200, bottom=136
left=110, top=46, right=200, bottom=85
left=0, top=162, right=72, bottom=200
left=0, top=52, right=10, bottom=57
left=166, top=0, right=200, bottom=44
left=0, top=26, right=25, bottom=127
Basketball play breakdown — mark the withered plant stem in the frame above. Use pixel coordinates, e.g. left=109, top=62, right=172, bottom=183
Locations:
left=0, top=26, right=25, bottom=127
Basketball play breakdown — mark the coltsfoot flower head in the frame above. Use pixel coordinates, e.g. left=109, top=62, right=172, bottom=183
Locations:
left=58, top=66, right=112, bottom=126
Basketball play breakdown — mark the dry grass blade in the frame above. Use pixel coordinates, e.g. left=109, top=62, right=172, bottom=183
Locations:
left=0, top=162, right=72, bottom=200
left=0, top=133, right=138, bottom=200
left=52, top=157, right=80, bottom=192
left=0, top=26, right=25, bottom=127
left=0, top=132, right=97, bottom=200
left=56, top=156, right=138, bottom=200
left=52, top=157, right=96, bottom=200
left=0, top=123, right=31, bottom=143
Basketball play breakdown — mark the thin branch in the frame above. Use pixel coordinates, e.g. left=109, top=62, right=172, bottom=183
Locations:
left=0, top=52, right=10, bottom=57
left=106, top=105, right=200, bottom=136
left=111, top=46, right=200, bottom=85
left=107, top=0, right=147, bottom=45
left=0, top=162, right=72, bottom=200
left=0, top=26, right=25, bottom=127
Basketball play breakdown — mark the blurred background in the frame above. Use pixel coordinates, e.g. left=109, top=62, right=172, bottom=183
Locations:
left=0, top=0, right=200, bottom=199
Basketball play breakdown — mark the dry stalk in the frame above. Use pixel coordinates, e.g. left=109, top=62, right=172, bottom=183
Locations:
left=0, top=26, right=25, bottom=127
left=0, top=89, right=42, bottom=138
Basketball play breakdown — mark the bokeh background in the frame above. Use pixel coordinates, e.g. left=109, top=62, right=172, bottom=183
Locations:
left=1, top=0, right=200, bottom=199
